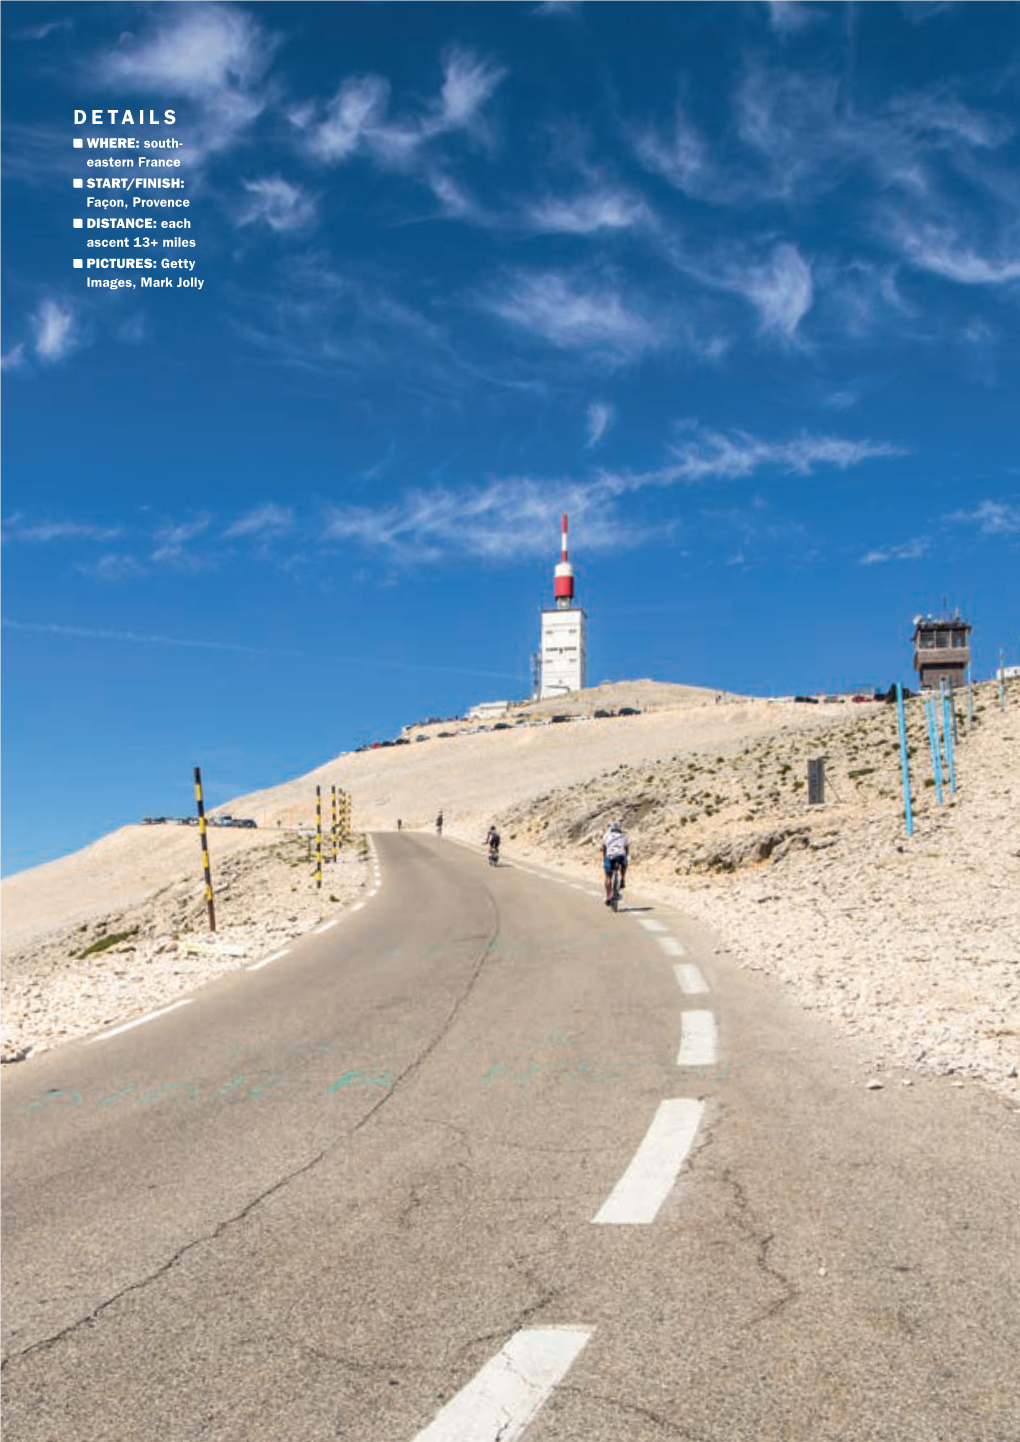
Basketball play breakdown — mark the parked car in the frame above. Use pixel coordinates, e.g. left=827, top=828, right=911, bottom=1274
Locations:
left=492, top=722, right=511, bottom=730
left=550, top=714, right=570, bottom=723
left=593, top=709, right=612, bottom=718
left=793, top=695, right=819, bottom=704
left=618, top=707, right=642, bottom=716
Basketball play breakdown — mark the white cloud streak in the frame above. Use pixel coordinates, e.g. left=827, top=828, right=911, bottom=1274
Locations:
left=1, top=618, right=289, bottom=654
left=224, top=504, right=294, bottom=538
left=239, top=178, right=317, bottom=232
left=321, top=426, right=904, bottom=565
left=298, top=46, right=505, bottom=172
left=585, top=401, right=614, bottom=448
left=485, top=271, right=664, bottom=361
left=859, top=537, right=931, bottom=565
left=527, top=189, right=651, bottom=234
left=2, top=518, right=122, bottom=544
left=945, top=500, right=1020, bottom=535
left=33, top=301, right=76, bottom=360
left=98, top=4, right=277, bottom=163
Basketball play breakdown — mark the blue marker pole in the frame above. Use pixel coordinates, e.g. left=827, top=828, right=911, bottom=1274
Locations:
left=942, top=680, right=957, bottom=794
left=926, top=694, right=944, bottom=806
left=896, top=683, right=913, bottom=837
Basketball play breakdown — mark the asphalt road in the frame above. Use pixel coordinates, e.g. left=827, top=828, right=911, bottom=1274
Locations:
left=2, top=833, right=1018, bottom=1441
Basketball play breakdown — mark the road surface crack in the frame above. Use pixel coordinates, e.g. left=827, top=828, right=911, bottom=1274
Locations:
left=720, top=1165, right=799, bottom=1328
left=556, top=1384, right=702, bottom=1438
left=3, top=891, right=503, bottom=1370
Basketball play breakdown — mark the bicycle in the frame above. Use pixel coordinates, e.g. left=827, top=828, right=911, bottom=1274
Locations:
left=488, top=843, right=499, bottom=867
left=608, top=857, right=624, bottom=911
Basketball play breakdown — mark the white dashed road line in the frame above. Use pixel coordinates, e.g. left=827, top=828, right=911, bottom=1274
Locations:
left=90, top=999, right=193, bottom=1042
left=677, top=1010, right=718, bottom=1068
left=314, top=919, right=339, bottom=934
left=593, top=1098, right=704, bottom=1225
left=658, top=935, right=686, bottom=957
left=674, top=962, right=709, bottom=995
left=637, top=917, right=667, bottom=933
left=409, top=1327, right=592, bottom=1442
left=248, top=949, right=290, bottom=972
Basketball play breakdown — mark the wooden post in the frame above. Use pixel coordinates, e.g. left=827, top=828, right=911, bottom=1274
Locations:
left=315, top=786, right=322, bottom=890
left=193, top=766, right=216, bottom=932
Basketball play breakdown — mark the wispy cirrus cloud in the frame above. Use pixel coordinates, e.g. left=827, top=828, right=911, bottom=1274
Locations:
left=764, top=2, right=824, bottom=35
left=484, top=271, right=664, bottom=362
left=945, top=499, right=1020, bottom=535
left=33, top=300, right=77, bottom=361
left=526, top=188, right=651, bottom=234
left=717, top=242, right=814, bottom=341
left=97, top=4, right=278, bottom=163
left=75, top=554, right=147, bottom=583
left=16, top=18, right=72, bottom=41
left=1, top=344, right=26, bottom=372
left=295, top=46, right=506, bottom=172
left=224, top=504, right=294, bottom=538
left=152, top=514, right=215, bottom=567
left=1, top=618, right=289, bottom=655
left=859, top=536, right=931, bottom=565
left=238, top=178, right=316, bottom=232
left=636, top=61, right=1014, bottom=211
left=888, top=219, right=1020, bottom=285
left=2, top=516, right=122, bottom=544
left=321, top=425, right=904, bottom=565
left=585, top=401, right=614, bottom=448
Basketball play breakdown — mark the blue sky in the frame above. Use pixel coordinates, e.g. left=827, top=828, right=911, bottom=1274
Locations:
left=2, top=1, right=1018, bottom=874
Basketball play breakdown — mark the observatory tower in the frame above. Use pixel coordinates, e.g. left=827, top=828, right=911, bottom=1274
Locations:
left=538, top=514, right=587, bottom=699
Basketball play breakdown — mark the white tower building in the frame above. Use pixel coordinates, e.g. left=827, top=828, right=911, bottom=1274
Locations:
left=539, top=513, right=587, bottom=699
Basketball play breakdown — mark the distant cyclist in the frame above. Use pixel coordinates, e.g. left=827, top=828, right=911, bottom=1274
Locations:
left=485, top=825, right=500, bottom=864
left=397, top=818, right=403, bottom=831
left=436, top=811, right=444, bottom=836
left=602, top=821, right=629, bottom=905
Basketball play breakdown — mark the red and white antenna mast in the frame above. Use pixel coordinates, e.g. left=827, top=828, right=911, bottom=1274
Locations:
left=553, top=512, right=575, bottom=609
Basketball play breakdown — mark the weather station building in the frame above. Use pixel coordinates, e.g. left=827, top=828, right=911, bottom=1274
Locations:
left=912, top=612, right=971, bottom=691
left=538, top=514, right=587, bottom=699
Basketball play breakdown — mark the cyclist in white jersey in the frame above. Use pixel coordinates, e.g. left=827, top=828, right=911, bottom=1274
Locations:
left=601, top=821, right=629, bottom=905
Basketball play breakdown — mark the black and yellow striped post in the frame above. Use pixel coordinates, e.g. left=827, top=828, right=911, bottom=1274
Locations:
left=339, top=789, right=351, bottom=842
left=193, top=766, right=216, bottom=932
left=331, top=784, right=338, bottom=863
left=315, top=785, right=322, bottom=889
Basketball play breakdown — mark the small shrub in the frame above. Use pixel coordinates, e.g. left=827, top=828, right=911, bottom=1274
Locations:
left=77, top=929, right=138, bottom=960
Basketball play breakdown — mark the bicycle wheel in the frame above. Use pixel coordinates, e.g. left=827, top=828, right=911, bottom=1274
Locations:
left=610, top=865, right=621, bottom=911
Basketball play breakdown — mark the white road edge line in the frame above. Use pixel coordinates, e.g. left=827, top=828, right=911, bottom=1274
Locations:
left=90, top=999, right=193, bottom=1042
left=674, top=962, right=708, bottom=994
left=677, top=1010, right=718, bottom=1068
left=593, top=1098, right=704, bottom=1225
left=637, top=918, right=667, bottom=933
left=248, top=949, right=290, bottom=971
left=352, top=902, right=365, bottom=911
left=314, top=919, right=339, bottom=934
left=409, top=1326, right=592, bottom=1442
left=658, top=936, right=686, bottom=957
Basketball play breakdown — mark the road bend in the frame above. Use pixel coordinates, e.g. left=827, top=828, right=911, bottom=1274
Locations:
left=2, top=833, right=1017, bottom=1441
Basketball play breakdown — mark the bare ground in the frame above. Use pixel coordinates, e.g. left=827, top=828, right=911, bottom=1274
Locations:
left=3, top=679, right=1017, bottom=1100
